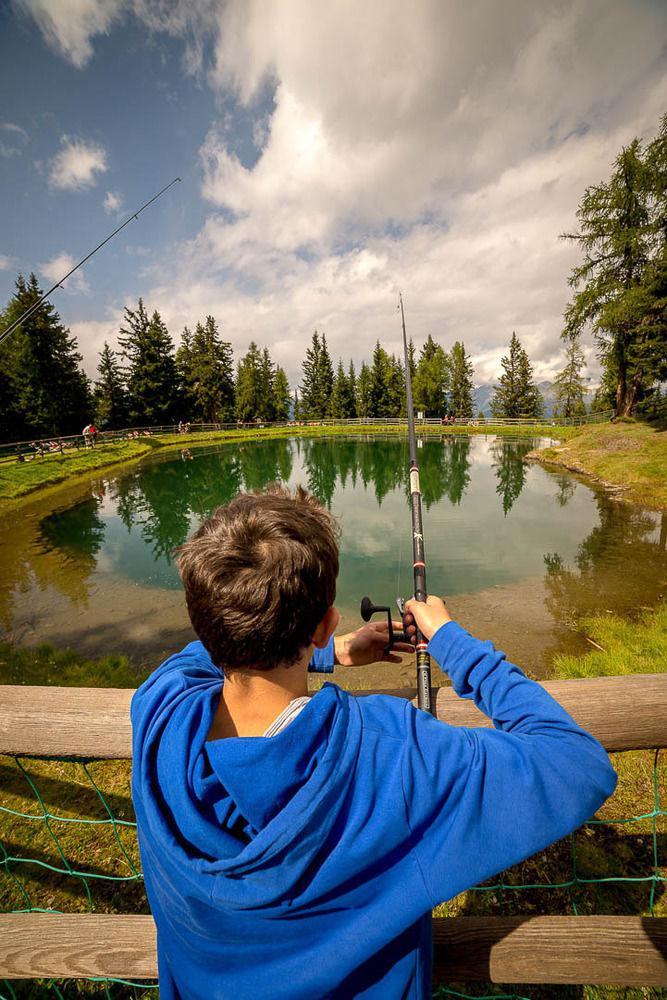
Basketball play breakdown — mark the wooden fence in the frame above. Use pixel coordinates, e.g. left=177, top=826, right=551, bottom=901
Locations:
left=1, top=674, right=665, bottom=987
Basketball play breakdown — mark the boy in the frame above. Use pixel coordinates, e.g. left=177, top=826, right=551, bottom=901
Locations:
left=131, top=485, right=616, bottom=1000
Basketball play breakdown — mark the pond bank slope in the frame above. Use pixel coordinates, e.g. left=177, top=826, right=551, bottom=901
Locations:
left=528, top=420, right=667, bottom=510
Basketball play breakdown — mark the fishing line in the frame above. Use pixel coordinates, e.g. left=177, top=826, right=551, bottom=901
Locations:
left=0, top=177, right=182, bottom=349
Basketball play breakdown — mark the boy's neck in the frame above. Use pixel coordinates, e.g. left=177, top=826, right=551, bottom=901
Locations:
left=207, top=647, right=311, bottom=740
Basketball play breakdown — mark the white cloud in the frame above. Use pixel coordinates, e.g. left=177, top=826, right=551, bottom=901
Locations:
left=14, top=0, right=124, bottom=68
left=0, top=255, right=14, bottom=271
left=48, top=136, right=108, bottom=191
left=0, top=121, right=29, bottom=158
left=103, top=190, right=123, bottom=214
left=39, top=252, right=89, bottom=294
left=32, top=0, right=666, bottom=391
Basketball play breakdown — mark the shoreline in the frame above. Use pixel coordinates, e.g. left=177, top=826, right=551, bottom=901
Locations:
left=0, top=422, right=570, bottom=511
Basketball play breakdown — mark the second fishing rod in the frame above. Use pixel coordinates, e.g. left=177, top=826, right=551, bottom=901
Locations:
left=360, top=292, right=433, bottom=714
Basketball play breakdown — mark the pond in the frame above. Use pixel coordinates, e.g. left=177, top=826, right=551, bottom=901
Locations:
left=1, top=434, right=665, bottom=687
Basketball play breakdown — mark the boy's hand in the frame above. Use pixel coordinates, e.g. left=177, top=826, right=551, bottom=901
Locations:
left=404, top=596, right=452, bottom=642
left=335, top=622, right=414, bottom=666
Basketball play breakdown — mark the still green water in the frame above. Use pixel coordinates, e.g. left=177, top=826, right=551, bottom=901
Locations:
left=2, top=434, right=665, bottom=679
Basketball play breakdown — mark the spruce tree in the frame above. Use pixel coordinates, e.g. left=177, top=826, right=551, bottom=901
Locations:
left=369, top=341, right=393, bottom=417
left=412, top=334, right=449, bottom=416
left=491, top=332, right=542, bottom=419
left=299, top=331, right=334, bottom=419
left=562, top=115, right=667, bottom=415
left=118, top=300, right=178, bottom=425
left=187, top=316, right=235, bottom=423
left=272, top=366, right=291, bottom=422
left=258, top=347, right=276, bottom=421
left=355, top=362, right=373, bottom=417
left=235, top=342, right=263, bottom=422
left=553, top=339, right=587, bottom=419
left=386, top=355, right=406, bottom=417
left=330, top=361, right=355, bottom=419
left=93, top=342, right=129, bottom=429
left=348, top=361, right=357, bottom=408
left=449, top=341, right=475, bottom=418
left=175, top=327, right=195, bottom=416
left=0, top=273, right=91, bottom=440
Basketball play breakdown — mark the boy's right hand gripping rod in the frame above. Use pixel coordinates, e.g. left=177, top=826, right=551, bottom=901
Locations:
left=360, top=293, right=434, bottom=715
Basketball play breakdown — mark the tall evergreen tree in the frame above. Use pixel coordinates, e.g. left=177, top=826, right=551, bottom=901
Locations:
left=386, top=355, right=406, bottom=417
left=93, top=342, right=129, bottom=429
left=412, top=334, right=449, bottom=416
left=175, top=326, right=195, bottom=415
left=258, top=347, right=276, bottom=421
left=449, top=341, right=475, bottom=418
left=355, top=362, right=373, bottom=417
left=369, top=341, right=393, bottom=417
left=347, top=361, right=357, bottom=407
left=118, top=300, right=178, bottom=424
left=0, top=273, right=90, bottom=441
left=562, top=115, right=667, bottom=415
left=272, top=366, right=291, bottom=422
left=235, top=342, right=264, bottom=422
left=330, top=360, right=356, bottom=418
left=187, top=316, right=235, bottom=423
left=299, top=331, right=334, bottom=419
left=491, top=332, right=543, bottom=418
left=553, top=339, right=587, bottom=418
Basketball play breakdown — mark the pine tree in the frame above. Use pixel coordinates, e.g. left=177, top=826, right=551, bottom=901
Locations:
left=187, top=316, right=235, bottom=423
left=348, top=361, right=357, bottom=408
left=0, top=273, right=91, bottom=440
left=412, top=334, right=449, bottom=416
left=93, top=342, right=129, bottom=429
left=553, top=339, right=587, bottom=419
left=118, top=300, right=178, bottom=425
left=449, top=341, right=475, bottom=418
left=175, top=327, right=195, bottom=416
left=330, top=360, right=356, bottom=418
left=562, top=115, right=667, bottom=415
left=491, top=332, right=543, bottom=419
left=369, top=341, right=393, bottom=417
left=407, top=338, right=416, bottom=380
left=258, top=347, right=276, bottom=421
left=299, top=331, right=334, bottom=419
left=385, top=355, right=406, bottom=417
left=355, top=362, right=373, bottom=417
left=272, top=366, right=291, bottom=422
left=235, top=342, right=263, bottom=422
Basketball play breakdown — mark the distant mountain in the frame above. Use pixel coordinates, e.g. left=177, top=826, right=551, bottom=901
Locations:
left=473, top=380, right=556, bottom=417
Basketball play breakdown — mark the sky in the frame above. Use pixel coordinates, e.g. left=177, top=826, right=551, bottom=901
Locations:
left=0, top=0, right=665, bottom=389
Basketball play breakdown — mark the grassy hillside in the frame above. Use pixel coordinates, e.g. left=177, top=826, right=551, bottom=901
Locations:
left=533, top=420, right=667, bottom=509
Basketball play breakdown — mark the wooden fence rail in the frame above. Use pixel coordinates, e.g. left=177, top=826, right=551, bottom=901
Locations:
left=0, top=915, right=665, bottom=986
left=1, top=673, right=665, bottom=759
left=1, top=674, right=665, bottom=987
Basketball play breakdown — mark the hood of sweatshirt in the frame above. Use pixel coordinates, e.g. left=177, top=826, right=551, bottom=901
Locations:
left=131, top=643, right=363, bottom=914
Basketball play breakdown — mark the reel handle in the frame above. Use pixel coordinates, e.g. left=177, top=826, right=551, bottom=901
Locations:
left=360, top=595, right=411, bottom=654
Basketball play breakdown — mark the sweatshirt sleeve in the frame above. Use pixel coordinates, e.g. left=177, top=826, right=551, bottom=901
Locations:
left=401, top=621, right=617, bottom=906
left=308, top=634, right=335, bottom=673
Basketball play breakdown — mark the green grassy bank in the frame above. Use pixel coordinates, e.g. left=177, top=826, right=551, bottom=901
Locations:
left=531, top=420, right=667, bottom=510
left=0, top=421, right=574, bottom=509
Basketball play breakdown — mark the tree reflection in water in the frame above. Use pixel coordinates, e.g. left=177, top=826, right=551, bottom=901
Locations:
left=489, top=438, right=534, bottom=515
left=544, top=501, right=667, bottom=627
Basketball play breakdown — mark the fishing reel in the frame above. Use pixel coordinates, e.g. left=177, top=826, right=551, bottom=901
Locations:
left=360, top=596, right=412, bottom=655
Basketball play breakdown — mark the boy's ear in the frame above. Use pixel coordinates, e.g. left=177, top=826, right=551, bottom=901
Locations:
left=312, top=606, right=340, bottom=649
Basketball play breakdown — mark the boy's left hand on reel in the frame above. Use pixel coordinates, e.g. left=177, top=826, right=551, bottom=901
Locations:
left=334, top=620, right=414, bottom=666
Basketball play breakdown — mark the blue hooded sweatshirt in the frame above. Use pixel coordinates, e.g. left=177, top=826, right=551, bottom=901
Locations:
left=130, top=622, right=617, bottom=999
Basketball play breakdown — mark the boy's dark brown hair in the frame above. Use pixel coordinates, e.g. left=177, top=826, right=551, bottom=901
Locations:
left=174, top=484, right=339, bottom=672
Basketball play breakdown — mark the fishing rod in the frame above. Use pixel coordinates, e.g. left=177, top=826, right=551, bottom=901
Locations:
left=360, top=292, right=434, bottom=714
left=0, top=177, right=182, bottom=349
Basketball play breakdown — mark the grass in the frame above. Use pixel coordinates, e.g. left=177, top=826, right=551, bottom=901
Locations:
left=0, top=440, right=155, bottom=504
left=554, top=604, right=667, bottom=679
left=0, top=421, right=574, bottom=509
left=533, top=420, right=667, bottom=510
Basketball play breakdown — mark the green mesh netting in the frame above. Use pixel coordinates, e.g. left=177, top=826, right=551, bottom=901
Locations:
left=1, top=749, right=664, bottom=1000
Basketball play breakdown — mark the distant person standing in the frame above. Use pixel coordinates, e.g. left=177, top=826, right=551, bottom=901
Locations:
left=82, top=423, right=97, bottom=448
